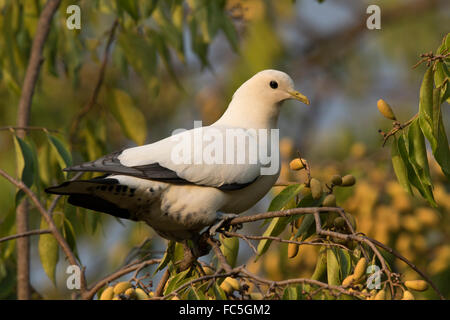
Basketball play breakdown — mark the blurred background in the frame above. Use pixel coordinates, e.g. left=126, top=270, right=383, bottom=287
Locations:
left=0, top=0, right=448, bottom=299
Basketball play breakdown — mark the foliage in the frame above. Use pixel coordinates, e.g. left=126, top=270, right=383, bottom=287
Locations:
left=378, top=34, right=450, bottom=207
left=0, top=0, right=448, bottom=300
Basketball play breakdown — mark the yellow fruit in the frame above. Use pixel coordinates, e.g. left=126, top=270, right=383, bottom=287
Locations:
left=124, top=288, right=136, bottom=299
left=374, top=289, right=386, bottom=300
left=99, top=286, right=114, bottom=300
left=250, top=292, right=263, bottom=300
left=323, top=194, right=336, bottom=207
left=113, top=281, right=132, bottom=295
left=112, top=296, right=121, bottom=300
left=342, top=275, right=354, bottom=287
left=401, top=290, right=415, bottom=300
left=377, top=99, right=397, bottom=120
left=353, top=258, right=367, bottom=280
left=220, top=279, right=234, bottom=294
left=404, top=280, right=428, bottom=292
left=148, top=291, right=154, bottom=298
left=171, top=296, right=180, bottom=300
left=289, top=158, right=306, bottom=171
left=224, top=277, right=240, bottom=291
left=135, top=288, right=149, bottom=300
left=331, top=175, right=342, bottom=186
left=310, top=178, right=322, bottom=200
left=287, top=236, right=299, bottom=259
left=341, top=175, right=356, bottom=187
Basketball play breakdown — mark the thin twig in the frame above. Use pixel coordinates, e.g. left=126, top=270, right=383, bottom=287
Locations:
left=154, top=268, right=170, bottom=297
left=366, top=235, right=445, bottom=300
left=15, top=0, right=62, bottom=300
left=0, top=168, right=87, bottom=295
left=48, top=172, right=84, bottom=214
left=207, top=238, right=233, bottom=273
left=0, top=229, right=51, bottom=243
left=69, top=18, right=119, bottom=145
left=83, top=258, right=161, bottom=300
left=380, top=114, right=418, bottom=147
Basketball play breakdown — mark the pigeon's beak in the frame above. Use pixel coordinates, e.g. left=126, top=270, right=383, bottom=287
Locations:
left=288, top=90, right=310, bottom=105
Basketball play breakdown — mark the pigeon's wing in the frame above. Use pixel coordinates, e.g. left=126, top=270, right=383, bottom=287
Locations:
left=64, top=127, right=268, bottom=191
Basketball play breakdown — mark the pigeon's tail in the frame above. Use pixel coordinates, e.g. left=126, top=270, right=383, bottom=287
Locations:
left=45, top=177, right=135, bottom=221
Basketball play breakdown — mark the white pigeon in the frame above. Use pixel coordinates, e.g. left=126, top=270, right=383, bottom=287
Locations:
left=46, top=69, right=309, bottom=244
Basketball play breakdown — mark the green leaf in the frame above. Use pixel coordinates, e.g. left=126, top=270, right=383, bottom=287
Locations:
left=294, top=193, right=325, bottom=240
left=221, top=14, right=239, bottom=52
left=398, top=132, right=436, bottom=207
left=63, top=218, right=78, bottom=261
left=109, top=88, right=147, bottom=145
left=326, top=248, right=340, bottom=286
left=419, top=67, right=437, bottom=152
left=116, top=0, right=139, bottom=21
left=256, top=184, right=304, bottom=257
left=164, top=268, right=191, bottom=295
left=38, top=217, right=59, bottom=285
left=213, top=282, right=227, bottom=300
left=282, top=285, right=302, bottom=300
left=408, top=119, right=432, bottom=187
left=391, top=136, right=412, bottom=195
left=220, top=234, right=239, bottom=268
left=154, top=241, right=175, bottom=274
left=433, top=98, right=450, bottom=180
left=268, top=184, right=304, bottom=212
left=47, top=134, right=72, bottom=173
left=118, top=30, right=157, bottom=79
left=336, top=248, right=352, bottom=280
left=311, top=247, right=327, bottom=281
left=13, top=136, right=35, bottom=206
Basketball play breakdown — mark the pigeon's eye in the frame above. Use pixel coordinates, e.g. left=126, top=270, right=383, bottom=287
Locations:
left=269, top=80, right=278, bottom=89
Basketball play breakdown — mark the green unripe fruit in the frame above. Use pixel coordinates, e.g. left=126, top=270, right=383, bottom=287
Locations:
left=331, top=175, right=342, bottom=186
left=341, top=175, right=356, bottom=187
left=310, top=178, right=322, bottom=200
left=323, top=194, right=336, bottom=207
left=377, top=99, right=397, bottom=120
left=333, top=217, right=346, bottom=228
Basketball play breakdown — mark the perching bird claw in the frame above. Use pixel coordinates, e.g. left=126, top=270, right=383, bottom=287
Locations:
left=209, top=213, right=238, bottom=236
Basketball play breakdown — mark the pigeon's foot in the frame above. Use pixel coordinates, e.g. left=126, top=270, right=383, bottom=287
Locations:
left=209, top=213, right=238, bottom=236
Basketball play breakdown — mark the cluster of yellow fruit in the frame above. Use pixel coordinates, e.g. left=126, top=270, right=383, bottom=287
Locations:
left=286, top=159, right=358, bottom=259
left=99, top=281, right=153, bottom=300
left=340, top=257, right=430, bottom=300
left=219, top=277, right=241, bottom=295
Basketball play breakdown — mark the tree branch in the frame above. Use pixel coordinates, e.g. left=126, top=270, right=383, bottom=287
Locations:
left=15, top=0, right=62, bottom=300
left=82, top=258, right=160, bottom=300
left=0, top=168, right=87, bottom=295
left=69, top=18, right=119, bottom=145
left=0, top=229, right=51, bottom=243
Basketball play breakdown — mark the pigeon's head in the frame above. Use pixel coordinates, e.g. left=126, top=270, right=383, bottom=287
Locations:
left=235, top=69, right=310, bottom=106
